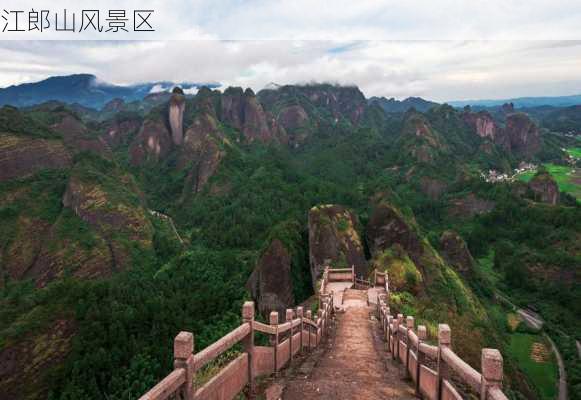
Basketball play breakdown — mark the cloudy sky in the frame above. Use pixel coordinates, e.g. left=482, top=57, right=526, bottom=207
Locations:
left=1, top=1, right=581, bottom=101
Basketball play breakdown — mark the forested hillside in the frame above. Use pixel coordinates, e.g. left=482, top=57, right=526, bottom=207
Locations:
left=0, top=84, right=579, bottom=400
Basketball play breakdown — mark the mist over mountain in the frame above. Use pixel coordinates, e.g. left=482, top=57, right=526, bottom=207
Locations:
left=449, top=93, right=581, bottom=108
left=0, top=74, right=219, bottom=109
left=368, top=96, right=439, bottom=113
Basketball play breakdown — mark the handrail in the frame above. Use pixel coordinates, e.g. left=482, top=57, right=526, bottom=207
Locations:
left=253, top=320, right=276, bottom=335
left=376, top=272, right=509, bottom=400
left=419, top=342, right=438, bottom=359
left=441, top=346, right=482, bottom=391
left=140, top=266, right=336, bottom=400
left=193, top=323, right=251, bottom=372
left=139, top=369, right=186, bottom=400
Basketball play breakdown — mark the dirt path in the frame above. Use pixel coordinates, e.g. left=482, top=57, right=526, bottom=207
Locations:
left=281, top=289, right=415, bottom=400
left=544, top=334, right=568, bottom=400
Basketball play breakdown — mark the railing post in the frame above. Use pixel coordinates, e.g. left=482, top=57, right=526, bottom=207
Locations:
left=387, top=315, right=393, bottom=353
left=437, top=324, right=451, bottom=400
left=270, top=311, right=279, bottom=376
left=242, top=301, right=255, bottom=396
left=351, top=265, right=355, bottom=283
left=306, top=310, right=312, bottom=350
left=174, top=331, right=194, bottom=400
left=405, top=316, right=414, bottom=378
left=297, top=306, right=304, bottom=353
left=317, top=309, right=324, bottom=341
left=286, top=308, right=294, bottom=363
left=392, top=316, right=400, bottom=360
left=396, top=314, right=404, bottom=362
left=416, top=325, right=427, bottom=396
left=480, top=349, right=503, bottom=400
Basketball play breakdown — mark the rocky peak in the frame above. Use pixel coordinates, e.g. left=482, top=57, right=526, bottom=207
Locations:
left=504, top=113, right=540, bottom=157
left=246, top=238, right=295, bottom=316
left=529, top=168, right=560, bottom=205
left=439, top=230, right=475, bottom=275
left=169, top=87, right=186, bottom=145
left=220, top=86, right=273, bottom=143
left=462, top=110, right=500, bottom=141
left=308, top=204, right=366, bottom=283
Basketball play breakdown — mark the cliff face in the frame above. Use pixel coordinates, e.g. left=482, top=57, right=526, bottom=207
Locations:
left=504, top=113, right=541, bottom=157
left=246, top=239, right=295, bottom=316
left=397, top=111, right=447, bottom=164
left=529, top=170, right=560, bottom=205
left=439, top=230, right=475, bottom=275
left=0, top=134, right=72, bottom=182
left=463, top=111, right=501, bottom=141
left=168, top=91, right=186, bottom=145
left=308, top=204, right=367, bottom=283
left=179, top=113, right=225, bottom=196
left=129, top=119, right=173, bottom=165
left=221, top=87, right=277, bottom=143
left=463, top=110, right=540, bottom=157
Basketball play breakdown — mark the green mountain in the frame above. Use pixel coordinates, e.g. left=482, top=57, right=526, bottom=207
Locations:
left=0, top=83, right=579, bottom=400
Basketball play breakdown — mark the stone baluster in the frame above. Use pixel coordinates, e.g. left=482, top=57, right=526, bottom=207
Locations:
left=392, top=317, right=400, bottom=360
left=173, top=331, right=194, bottom=399
left=437, top=324, right=451, bottom=400
left=306, top=310, right=312, bottom=350
left=286, top=308, right=294, bottom=363
left=387, top=315, right=393, bottom=353
left=318, top=309, right=324, bottom=341
left=416, top=325, right=427, bottom=396
left=242, top=301, right=255, bottom=395
left=480, top=349, right=503, bottom=400
left=270, top=311, right=279, bottom=376
left=297, top=306, right=304, bottom=353
left=396, top=314, right=404, bottom=361
left=405, top=316, right=414, bottom=377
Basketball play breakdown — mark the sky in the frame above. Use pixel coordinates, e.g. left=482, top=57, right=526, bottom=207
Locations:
left=1, top=1, right=581, bottom=102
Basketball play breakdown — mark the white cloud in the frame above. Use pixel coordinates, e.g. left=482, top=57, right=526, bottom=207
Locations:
left=0, top=40, right=580, bottom=102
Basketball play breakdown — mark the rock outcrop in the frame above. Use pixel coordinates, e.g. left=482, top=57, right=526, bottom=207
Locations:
left=246, top=239, right=295, bottom=316
left=366, top=202, right=425, bottom=262
left=129, top=119, right=173, bottom=165
left=169, top=88, right=186, bottom=145
left=439, top=230, right=475, bottom=275
left=221, top=87, right=274, bottom=143
left=102, top=113, right=142, bottom=148
left=179, top=113, right=225, bottom=196
left=529, top=170, right=560, bottom=205
left=463, top=111, right=502, bottom=142
left=398, top=111, right=446, bottom=164
left=0, top=134, right=72, bottom=182
left=504, top=113, right=541, bottom=157
left=463, top=111, right=540, bottom=157
left=308, top=205, right=366, bottom=283
left=447, top=194, right=495, bottom=218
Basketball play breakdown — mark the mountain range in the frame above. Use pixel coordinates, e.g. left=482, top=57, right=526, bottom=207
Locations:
left=2, top=74, right=581, bottom=111
left=0, top=79, right=579, bottom=400
left=0, top=74, right=218, bottom=109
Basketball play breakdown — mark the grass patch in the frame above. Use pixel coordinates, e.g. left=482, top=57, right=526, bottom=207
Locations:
left=566, top=147, right=581, bottom=158
left=519, top=163, right=581, bottom=199
left=508, top=333, right=558, bottom=400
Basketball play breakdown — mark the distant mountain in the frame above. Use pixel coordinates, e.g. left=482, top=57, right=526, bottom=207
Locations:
left=0, top=74, right=219, bottom=109
left=449, top=94, right=581, bottom=108
left=368, top=96, right=439, bottom=113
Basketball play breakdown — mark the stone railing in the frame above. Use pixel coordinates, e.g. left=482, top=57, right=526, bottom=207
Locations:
left=377, top=292, right=509, bottom=400
left=139, top=281, right=336, bottom=400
